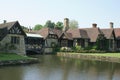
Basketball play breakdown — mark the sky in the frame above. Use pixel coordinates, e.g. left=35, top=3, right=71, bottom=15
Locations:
left=0, top=0, right=120, bottom=28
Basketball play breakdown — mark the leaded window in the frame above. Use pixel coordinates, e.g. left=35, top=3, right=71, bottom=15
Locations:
left=11, top=36, right=20, bottom=44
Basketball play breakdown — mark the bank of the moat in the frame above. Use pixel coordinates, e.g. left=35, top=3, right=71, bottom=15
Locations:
left=0, top=53, right=38, bottom=66
left=57, top=52, right=120, bottom=63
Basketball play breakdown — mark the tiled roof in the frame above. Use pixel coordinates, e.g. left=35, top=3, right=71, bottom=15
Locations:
left=101, top=29, right=114, bottom=39
left=67, top=29, right=81, bottom=38
left=52, top=29, right=62, bottom=38
left=36, top=28, right=49, bottom=39
left=67, top=28, right=89, bottom=39
left=79, top=29, right=89, bottom=39
left=0, top=21, right=26, bottom=41
left=82, top=28, right=103, bottom=42
left=0, top=21, right=17, bottom=30
left=36, top=27, right=60, bottom=39
left=114, top=28, right=120, bottom=39
left=59, top=32, right=73, bottom=40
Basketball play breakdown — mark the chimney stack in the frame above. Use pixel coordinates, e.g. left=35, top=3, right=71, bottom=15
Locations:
left=63, top=18, right=69, bottom=31
left=92, top=23, right=97, bottom=28
left=3, top=20, right=6, bottom=24
left=110, top=22, right=113, bottom=28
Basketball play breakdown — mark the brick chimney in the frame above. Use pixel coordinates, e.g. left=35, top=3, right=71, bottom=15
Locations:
left=92, top=23, right=97, bottom=28
left=3, top=20, right=7, bottom=24
left=63, top=18, right=69, bottom=31
left=110, top=22, right=113, bottom=28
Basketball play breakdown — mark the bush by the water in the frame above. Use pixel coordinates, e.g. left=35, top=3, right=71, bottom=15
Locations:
left=59, top=45, right=106, bottom=53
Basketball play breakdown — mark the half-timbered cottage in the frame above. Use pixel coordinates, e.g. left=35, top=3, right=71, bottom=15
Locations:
left=36, top=28, right=58, bottom=53
left=0, top=21, right=26, bottom=55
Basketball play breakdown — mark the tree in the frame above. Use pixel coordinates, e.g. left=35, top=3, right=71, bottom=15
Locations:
left=55, top=21, right=63, bottom=30
left=44, top=20, right=55, bottom=28
left=69, top=20, right=79, bottom=29
left=34, top=24, right=43, bottom=30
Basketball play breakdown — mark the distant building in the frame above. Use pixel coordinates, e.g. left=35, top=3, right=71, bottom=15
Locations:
left=34, top=18, right=120, bottom=52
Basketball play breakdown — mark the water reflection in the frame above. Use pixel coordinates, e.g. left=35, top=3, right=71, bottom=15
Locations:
left=0, top=55, right=120, bottom=80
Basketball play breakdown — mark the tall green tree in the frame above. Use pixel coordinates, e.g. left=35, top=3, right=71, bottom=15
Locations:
left=33, top=24, right=43, bottom=30
left=55, top=21, right=63, bottom=30
left=44, top=20, right=55, bottom=28
left=69, top=20, right=79, bottom=29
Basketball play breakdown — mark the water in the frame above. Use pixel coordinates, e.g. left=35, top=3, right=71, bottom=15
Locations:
left=0, top=55, right=120, bottom=80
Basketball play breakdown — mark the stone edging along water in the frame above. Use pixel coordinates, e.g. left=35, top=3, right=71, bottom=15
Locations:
left=57, top=52, right=120, bottom=63
left=0, top=59, right=39, bottom=66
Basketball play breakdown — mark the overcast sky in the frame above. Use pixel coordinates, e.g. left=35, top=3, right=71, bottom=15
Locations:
left=0, top=0, right=120, bottom=28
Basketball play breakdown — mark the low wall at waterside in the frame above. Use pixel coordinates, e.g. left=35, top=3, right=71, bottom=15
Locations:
left=0, top=59, right=38, bottom=66
left=57, top=52, right=120, bottom=63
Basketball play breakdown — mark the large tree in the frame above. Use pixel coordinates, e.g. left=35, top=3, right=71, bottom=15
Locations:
left=33, top=24, right=43, bottom=30
left=69, top=20, right=79, bottom=29
left=55, top=21, right=63, bottom=30
left=44, top=20, right=55, bottom=29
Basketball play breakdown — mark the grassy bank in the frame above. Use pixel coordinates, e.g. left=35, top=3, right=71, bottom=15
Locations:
left=66, top=52, right=120, bottom=58
left=0, top=53, right=35, bottom=61
left=86, top=53, right=120, bottom=58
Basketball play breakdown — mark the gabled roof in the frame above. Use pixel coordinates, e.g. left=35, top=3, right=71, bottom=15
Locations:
left=67, top=29, right=81, bottom=38
left=79, top=29, right=89, bottom=39
left=0, top=21, right=17, bottom=30
left=67, top=28, right=89, bottom=39
left=82, top=27, right=103, bottom=42
left=36, top=28, right=49, bottom=39
left=59, top=32, right=73, bottom=40
left=101, top=29, right=114, bottom=39
left=114, top=28, right=120, bottom=39
left=0, top=21, right=26, bottom=41
left=52, top=29, right=62, bottom=38
left=37, top=27, right=59, bottom=39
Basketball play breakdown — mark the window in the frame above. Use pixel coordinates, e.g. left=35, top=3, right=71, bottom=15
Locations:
left=11, top=36, right=20, bottom=44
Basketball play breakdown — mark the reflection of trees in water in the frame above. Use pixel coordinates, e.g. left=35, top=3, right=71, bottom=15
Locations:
left=31, top=55, right=120, bottom=80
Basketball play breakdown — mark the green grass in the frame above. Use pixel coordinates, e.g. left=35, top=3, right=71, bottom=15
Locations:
left=61, top=52, right=120, bottom=58
left=87, top=53, right=120, bottom=58
left=0, top=53, right=33, bottom=61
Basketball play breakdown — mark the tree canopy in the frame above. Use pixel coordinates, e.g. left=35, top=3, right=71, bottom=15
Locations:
left=69, top=20, right=79, bottom=29
left=44, top=20, right=55, bottom=29
left=55, top=21, right=63, bottom=30
left=33, top=24, right=43, bottom=30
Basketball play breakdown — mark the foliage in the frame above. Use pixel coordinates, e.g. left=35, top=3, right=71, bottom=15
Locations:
left=55, top=21, right=63, bottom=30
left=96, top=35, right=109, bottom=50
left=33, top=24, right=43, bottom=30
left=72, top=45, right=84, bottom=52
left=60, top=47, right=73, bottom=52
left=44, top=20, right=55, bottom=29
left=69, top=20, right=79, bottom=29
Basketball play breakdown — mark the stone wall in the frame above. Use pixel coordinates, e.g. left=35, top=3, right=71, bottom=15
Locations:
left=0, top=34, right=26, bottom=55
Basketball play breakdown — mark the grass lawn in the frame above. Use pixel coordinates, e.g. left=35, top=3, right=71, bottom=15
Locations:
left=87, top=53, right=120, bottom=58
left=0, top=53, right=33, bottom=61
left=65, top=52, right=120, bottom=58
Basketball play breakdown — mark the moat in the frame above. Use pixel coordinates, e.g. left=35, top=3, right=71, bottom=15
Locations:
left=0, top=55, right=120, bottom=80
